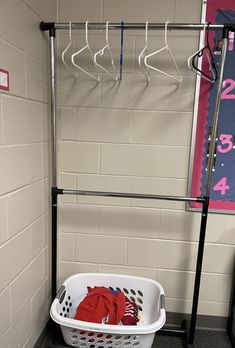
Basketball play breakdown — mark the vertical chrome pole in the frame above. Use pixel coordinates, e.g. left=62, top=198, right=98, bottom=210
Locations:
left=49, top=26, right=58, bottom=301
left=50, top=30, right=57, bottom=187
left=205, top=34, right=228, bottom=197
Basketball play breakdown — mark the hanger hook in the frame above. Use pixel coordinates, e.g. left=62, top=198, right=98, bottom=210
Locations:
left=106, top=21, right=110, bottom=44
left=202, top=21, right=208, bottom=45
left=206, top=22, right=211, bottom=46
left=145, top=21, right=148, bottom=43
left=85, top=21, right=89, bottom=46
left=61, top=20, right=76, bottom=76
left=203, top=21, right=207, bottom=34
left=138, top=21, right=150, bottom=82
left=165, top=21, right=170, bottom=46
left=69, top=21, right=72, bottom=41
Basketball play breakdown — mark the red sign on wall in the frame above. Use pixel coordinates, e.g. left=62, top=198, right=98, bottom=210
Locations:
left=0, top=68, right=9, bottom=91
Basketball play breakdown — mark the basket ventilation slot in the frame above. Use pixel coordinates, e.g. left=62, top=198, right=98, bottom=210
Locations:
left=70, top=331, right=141, bottom=348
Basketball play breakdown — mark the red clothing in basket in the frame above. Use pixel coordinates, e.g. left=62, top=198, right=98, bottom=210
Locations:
left=122, top=297, right=139, bottom=325
left=74, top=287, right=126, bottom=324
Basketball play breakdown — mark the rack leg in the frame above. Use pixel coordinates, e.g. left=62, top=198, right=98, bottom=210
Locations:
left=187, top=197, right=209, bottom=346
left=51, top=187, right=58, bottom=302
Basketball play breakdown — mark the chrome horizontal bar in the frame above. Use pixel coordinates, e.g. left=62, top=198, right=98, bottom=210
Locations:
left=54, top=22, right=224, bottom=31
left=60, top=189, right=205, bottom=203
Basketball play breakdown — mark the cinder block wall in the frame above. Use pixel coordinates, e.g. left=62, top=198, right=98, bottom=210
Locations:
left=57, top=0, right=235, bottom=322
left=0, top=0, right=56, bottom=347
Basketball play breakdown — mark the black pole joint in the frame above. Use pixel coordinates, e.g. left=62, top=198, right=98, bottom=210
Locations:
left=52, top=187, right=64, bottom=196
left=40, top=21, right=56, bottom=37
left=51, top=186, right=58, bottom=201
left=56, top=188, right=64, bottom=195
left=222, top=24, right=235, bottom=39
left=203, top=195, right=210, bottom=211
left=196, top=196, right=206, bottom=203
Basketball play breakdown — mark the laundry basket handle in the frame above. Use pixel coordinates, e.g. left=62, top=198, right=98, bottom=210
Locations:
left=160, top=294, right=165, bottom=309
left=56, top=285, right=66, bottom=303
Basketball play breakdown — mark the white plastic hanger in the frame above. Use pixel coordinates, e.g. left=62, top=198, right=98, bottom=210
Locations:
left=188, top=22, right=217, bottom=83
left=144, top=21, right=182, bottom=83
left=94, top=21, right=119, bottom=81
left=138, top=21, right=150, bottom=82
left=71, top=21, right=99, bottom=81
left=61, top=22, right=76, bottom=75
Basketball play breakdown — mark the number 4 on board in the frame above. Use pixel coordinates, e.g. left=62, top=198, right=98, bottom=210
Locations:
left=213, top=177, right=230, bottom=195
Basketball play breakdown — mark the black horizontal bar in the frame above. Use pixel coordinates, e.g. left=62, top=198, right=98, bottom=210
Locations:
left=57, top=188, right=205, bottom=203
left=158, top=327, right=186, bottom=336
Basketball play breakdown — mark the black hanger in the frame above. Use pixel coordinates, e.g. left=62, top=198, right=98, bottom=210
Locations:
left=191, top=23, right=218, bottom=83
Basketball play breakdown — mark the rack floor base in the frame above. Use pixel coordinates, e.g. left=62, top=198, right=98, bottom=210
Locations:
left=34, top=320, right=233, bottom=348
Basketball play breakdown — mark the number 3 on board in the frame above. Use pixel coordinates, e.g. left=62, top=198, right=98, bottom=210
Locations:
left=217, top=134, right=233, bottom=153
left=213, top=177, right=230, bottom=195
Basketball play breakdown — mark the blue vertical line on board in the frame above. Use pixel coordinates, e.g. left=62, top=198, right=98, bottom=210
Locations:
left=120, top=21, right=124, bottom=80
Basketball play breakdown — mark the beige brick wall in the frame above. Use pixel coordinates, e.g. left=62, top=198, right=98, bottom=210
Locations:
left=0, top=0, right=56, bottom=347
left=57, top=0, right=235, bottom=321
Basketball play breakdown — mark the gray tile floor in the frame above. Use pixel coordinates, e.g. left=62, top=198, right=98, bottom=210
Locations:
left=154, top=329, right=232, bottom=348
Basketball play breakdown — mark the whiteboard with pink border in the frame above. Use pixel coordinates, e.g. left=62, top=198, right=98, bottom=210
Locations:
left=188, top=0, right=235, bottom=212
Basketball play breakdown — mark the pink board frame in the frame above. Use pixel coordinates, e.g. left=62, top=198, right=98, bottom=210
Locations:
left=190, top=0, right=235, bottom=211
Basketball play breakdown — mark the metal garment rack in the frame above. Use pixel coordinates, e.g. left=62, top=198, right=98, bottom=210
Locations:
left=40, top=21, right=233, bottom=347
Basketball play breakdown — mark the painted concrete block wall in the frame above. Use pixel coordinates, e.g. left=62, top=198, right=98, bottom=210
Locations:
left=0, top=0, right=56, bottom=347
left=57, top=0, right=235, bottom=322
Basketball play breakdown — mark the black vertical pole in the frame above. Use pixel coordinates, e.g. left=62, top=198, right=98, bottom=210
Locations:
left=188, top=197, right=209, bottom=345
left=51, top=187, right=58, bottom=302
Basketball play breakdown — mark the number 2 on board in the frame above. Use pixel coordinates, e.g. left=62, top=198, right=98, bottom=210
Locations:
left=213, top=177, right=230, bottom=195
left=221, top=79, right=235, bottom=99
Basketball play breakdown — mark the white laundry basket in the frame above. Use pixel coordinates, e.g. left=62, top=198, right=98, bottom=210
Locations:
left=50, top=273, right=166, bottom=348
